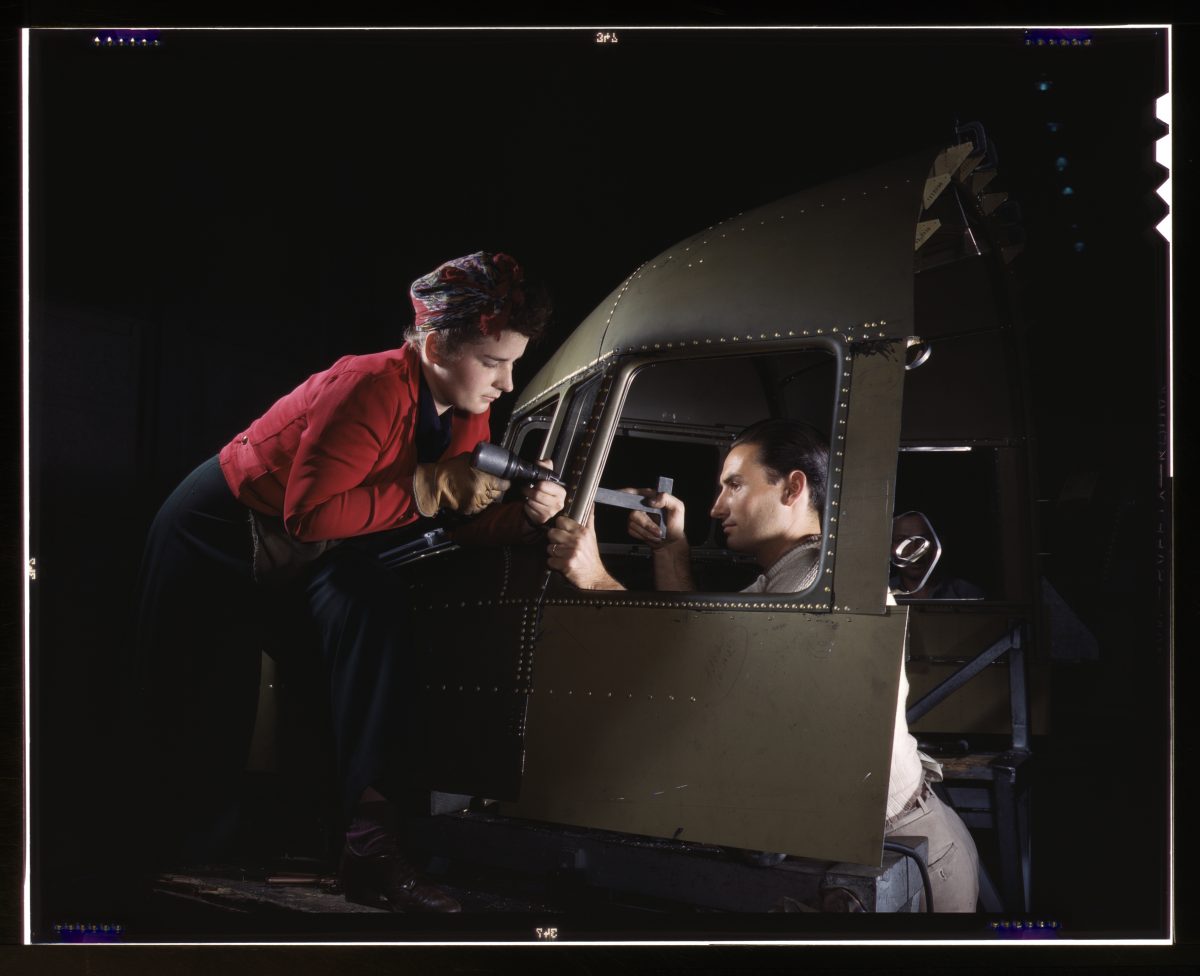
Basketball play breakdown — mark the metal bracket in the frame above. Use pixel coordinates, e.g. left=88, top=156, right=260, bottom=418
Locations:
left=593, top=476, right=674, bottom=539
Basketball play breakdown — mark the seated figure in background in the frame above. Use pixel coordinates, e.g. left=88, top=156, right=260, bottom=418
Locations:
left=890, top=510, right=986, bottom=600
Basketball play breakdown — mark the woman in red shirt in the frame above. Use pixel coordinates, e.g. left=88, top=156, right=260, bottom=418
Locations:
left=132, top=252, right=562, bottom=912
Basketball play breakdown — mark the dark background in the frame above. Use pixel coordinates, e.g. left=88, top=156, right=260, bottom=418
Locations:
left=16, top=23, right=1178, bottom=946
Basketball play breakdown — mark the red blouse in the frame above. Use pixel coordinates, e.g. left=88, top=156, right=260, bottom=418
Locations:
left=218, top=345, right=492, bottom=542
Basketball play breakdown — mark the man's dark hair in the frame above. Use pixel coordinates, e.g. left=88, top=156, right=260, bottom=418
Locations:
left=406, top=279, right=553, bottom=357
left=733, top=418, right=830, bottom=520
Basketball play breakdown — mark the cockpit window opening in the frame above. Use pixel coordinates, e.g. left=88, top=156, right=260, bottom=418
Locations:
left=586, top=345, right=839, bottom=601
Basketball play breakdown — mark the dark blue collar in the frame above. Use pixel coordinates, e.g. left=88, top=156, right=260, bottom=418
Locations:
left=416, top=368, right=454, bottom=463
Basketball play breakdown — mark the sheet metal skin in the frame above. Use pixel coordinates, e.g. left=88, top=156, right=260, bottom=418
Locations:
left=514, top=151, right=929, bottom=415
left=401, top=543, right=547, bottom=800
left=506, top=603, right=911, bottom=867
left=832, top=339, right=908, bottom=615
left=497, top=339, right=908, bottom=862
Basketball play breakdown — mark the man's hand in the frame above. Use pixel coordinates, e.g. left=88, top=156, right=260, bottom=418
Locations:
left=546, top=514, right=624, bottom=590
left=627, top=490, right=687, bottom=548
left=413, top=453, right=510, bottom=516
left=521, top=459, right=567, bottom=527
left=628, top=489, right=694, bottom=592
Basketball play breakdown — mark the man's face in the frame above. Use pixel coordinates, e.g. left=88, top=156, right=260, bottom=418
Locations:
left=436, top=329, right=529, bottom=414
left=709, top=443, right=795, bottom=555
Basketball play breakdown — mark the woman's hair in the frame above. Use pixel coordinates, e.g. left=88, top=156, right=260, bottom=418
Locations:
left=732, top=418, right=830, bottom=520
left=405, top=278, right=552, bottom=357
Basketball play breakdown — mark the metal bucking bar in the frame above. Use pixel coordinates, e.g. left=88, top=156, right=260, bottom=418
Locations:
left=592, top=477, right=674, bottom=539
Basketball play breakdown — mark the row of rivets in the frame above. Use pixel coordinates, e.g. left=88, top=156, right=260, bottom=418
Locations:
left=516, top=602, right=531, bottom=683
left=542, top=598, right=826, bottom=611
left=542, top=690, right=699, bottom=701
left=513, top=349, right=615, bottom=416
left=821, top=349, right=852, bottom=595
left=822, top=372, right=846, bottom=580
left=409, top=597, right=531, bottom=612
left=624, top=325, right=890, bottom=353
left=603, top=270, right=640, bottom=330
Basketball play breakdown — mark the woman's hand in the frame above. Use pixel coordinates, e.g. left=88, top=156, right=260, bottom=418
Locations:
left=522, top=459, right=567, bottom=526
left=413, top=453, right=510, bottom=516
left=627, top=490, right=687, bottom=548
left=546, top=514, right=623, bottom=590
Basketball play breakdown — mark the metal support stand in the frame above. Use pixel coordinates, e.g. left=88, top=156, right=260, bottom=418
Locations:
left=906, top=627, right=1020, bottom=727
left=991, top=750, right=1031, bottom=913
left=908, top=623, right=1033, bottom=914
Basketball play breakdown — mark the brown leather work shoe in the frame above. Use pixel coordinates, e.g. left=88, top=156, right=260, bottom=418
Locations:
left=339, top=842, right=462, bottom=913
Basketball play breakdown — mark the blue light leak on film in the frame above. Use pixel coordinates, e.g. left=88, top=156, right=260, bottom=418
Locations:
left=989, top=920, right=1062, bottom=939
left=54, top=923, right=124, bottom=943
left=1055, top=156, right=1069, bottom=171
left=1061, top=186, right=1075, bottom=196
left=1025, top=30, right=1094, bottom=47
left=92, top=29, right=162, bottom=47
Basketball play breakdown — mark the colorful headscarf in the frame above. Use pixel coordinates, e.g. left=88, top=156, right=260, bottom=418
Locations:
left=409, top=251, right=526, bottom=338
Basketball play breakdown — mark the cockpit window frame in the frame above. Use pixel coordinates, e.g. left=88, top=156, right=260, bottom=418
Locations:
left=555, top=336, right=847, bottom=614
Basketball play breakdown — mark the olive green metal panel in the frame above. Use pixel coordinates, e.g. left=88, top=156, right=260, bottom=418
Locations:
left=832, top=340, right=908, bottom=614
left=514, top=151, right=931, bottom=414
left=507, top=603, right=910, bottom=867
left=397, top=544, right=547, bottom=800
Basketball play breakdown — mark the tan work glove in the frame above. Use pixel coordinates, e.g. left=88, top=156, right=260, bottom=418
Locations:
left=412, top=452, right=510, bottom=517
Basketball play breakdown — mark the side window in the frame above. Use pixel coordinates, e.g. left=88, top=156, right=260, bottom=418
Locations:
left=591, top=346, right=838, bottom=595
left=507, top=372, right=604, bottom=495
left=509, top=397, right=558, bottom=463
left=592, top=435, right=733, bottom=591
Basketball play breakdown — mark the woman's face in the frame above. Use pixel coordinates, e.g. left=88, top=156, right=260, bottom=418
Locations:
left=424, top=329, right=530, bottom=414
